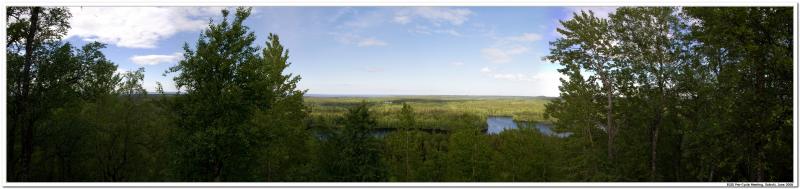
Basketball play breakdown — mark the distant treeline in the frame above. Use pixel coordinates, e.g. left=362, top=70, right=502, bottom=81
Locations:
left=6, top=6, right=793, bottom=182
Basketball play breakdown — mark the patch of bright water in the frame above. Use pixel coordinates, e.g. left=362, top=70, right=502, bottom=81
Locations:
left=486, top=116, right=573, bottom=137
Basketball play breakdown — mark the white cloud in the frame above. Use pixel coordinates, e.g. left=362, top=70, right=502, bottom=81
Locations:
left=130, top=52, right=183, bottom=66
left=393, top=15, right=411, bottom=24
left=333, top=32, right=388, bottom=47
left=329, top=9, right=389, bottom=47
left=491, top=72, right=562, bottom=82
left=393, top=7, right=473, bottom=26
left=67, top=7, right=223, bottom=48
left=410, top=25, right=462, bottom=36
left=357, top=38, right=388, bottom=47
left=115, top=68, right=128, bottom=75
left=553, top=7, right=618, bottom=39
left=439, top=29, right=462, bottom=36
left=340, top=10, right=387, bottom=30
left=564, top=7, right=618, bottom=19
left=480, top=67, right=493, bottom=73
left=508, top=33, right=543, bottom=42
left=480, top=32, right=541, bottom=64
left=481, top=46, right=528, bottom=64
left=488, top=72, right=564, bottom=96
left=328, top=7, right=356, bottom=23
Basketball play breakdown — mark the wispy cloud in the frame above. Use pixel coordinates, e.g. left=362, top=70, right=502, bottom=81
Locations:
left=481, top=46, right=528, bottom=64
left=328, top=7, right=357, bottom=23
left=480, top=31, right=543, bottom=63
left=67, top=7, right=223, bottom=48
left=450, top=61, right=465, bottom=66
left=328, top=9, right=391, bottom=47
left=393, top=7, right=473, bottom=26
left=564, top=7, right=618, bottom=19
left=552, top=7, right=618, bottom=38
left=130, top=53, right=183, bottom=66
left=409, top=25, right=462, bottom=36
left=357, top=38, right=388, bottom=47
left=115, top=68, right=128, bottom=75
left=508, top=33, right=543, bottom=42
left=343, top=11, right=386, bottom=29
left=393, top=15, right=411, bottom=24
left=491, top=72, right=563, bottom=96
left=480, top=67, right=493, bottom=73
left=490, top=72, right=563, bottom=82
left=333, top=32, right=388, bottom=47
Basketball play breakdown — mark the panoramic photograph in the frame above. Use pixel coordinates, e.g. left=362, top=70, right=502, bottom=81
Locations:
left=4, top=5, right=795, bottom=184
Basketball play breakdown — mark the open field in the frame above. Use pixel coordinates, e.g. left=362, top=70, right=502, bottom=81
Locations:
left=305, top=95, right=555, bottom=130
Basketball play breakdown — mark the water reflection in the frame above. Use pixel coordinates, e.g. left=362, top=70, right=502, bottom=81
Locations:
left=486, top=116, right=572, bottom=137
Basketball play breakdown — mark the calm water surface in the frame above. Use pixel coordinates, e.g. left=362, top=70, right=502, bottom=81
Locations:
left=486, top=116, right=573, bottom=137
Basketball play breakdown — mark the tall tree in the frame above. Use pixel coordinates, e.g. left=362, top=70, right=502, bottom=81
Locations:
left=82, top=68, right=158, bottom=181
left=609, top=7, right=685, bottom=181
left=77, top=42, right=121, bottom=99
left=383, top=103, right=423, bottom=181
left=6, top=7, right=72, bottom=180
left=446, top=129, right=493, bottom=181
left=543, top=62, right=608, bottom=180
left=320, top=101, right=386, bottom=181
left=545, top=10, right=619, bottom=162
left=167, top=7, right=308, bottom=181
left=682, top=7, right=793, bottom=181
left=399, top=103, right=415, bottom=179
left=247, top=34, right=310, bottom=181
left=167, top=7, right=260, bottom=181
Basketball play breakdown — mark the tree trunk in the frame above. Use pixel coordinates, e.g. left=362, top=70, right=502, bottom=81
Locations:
left=19, top=7, right=42, bottom=181
left=651, top=83, right=664, bottom=181
left=593, top=54, right=615, bottom=163
left=405, top=130, right=410, bottom=180
left=650, top=119, right=660, bottom=181
left=267, top=159, right=271, bottom=181
left=676, top=129, right=684, bottom=181
left=603, top=77, right=614, bottom=162
left=8, top=117, right=17, bottom=180
left=756, top=151, right=765, bottom=181
left=214, top=162, right=223, bottom=182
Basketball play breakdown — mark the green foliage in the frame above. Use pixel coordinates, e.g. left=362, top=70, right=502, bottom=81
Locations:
left=546, top=10, right=620, bottom=164
left=20, top=68, right=169, bottom=181
left=382, top=103, right=420, bottom=181
left=117, top=67, right=147, bottom=97
left=320, top=102, right=387, bottom=181
left=679, top=7, right=793, bottom=182
left=545, top=7, right=792, bottom=182
left=7, top=7, right=75, bottom=181
left=166, top=7, right=310, bottom=181
left=445, top=129, right=493, bottom=181
left=492, top=129, right=561, bottom=181
left=77, top=42, right=120, bottom=99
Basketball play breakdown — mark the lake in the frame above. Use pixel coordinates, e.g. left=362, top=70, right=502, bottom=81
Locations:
left=313, top=116, right=572, bottom=140
left=486, top=116, right=573, bottom=137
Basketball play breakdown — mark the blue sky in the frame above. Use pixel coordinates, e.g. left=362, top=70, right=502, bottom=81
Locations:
left=64, top=6, right=616, bottom=97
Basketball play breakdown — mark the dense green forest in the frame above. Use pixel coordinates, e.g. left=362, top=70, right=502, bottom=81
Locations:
left=6, top=6, right=793, bottom=182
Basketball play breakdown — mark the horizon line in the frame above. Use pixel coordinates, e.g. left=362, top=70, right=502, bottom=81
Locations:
left=152, top=91, right=558, bottom=98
